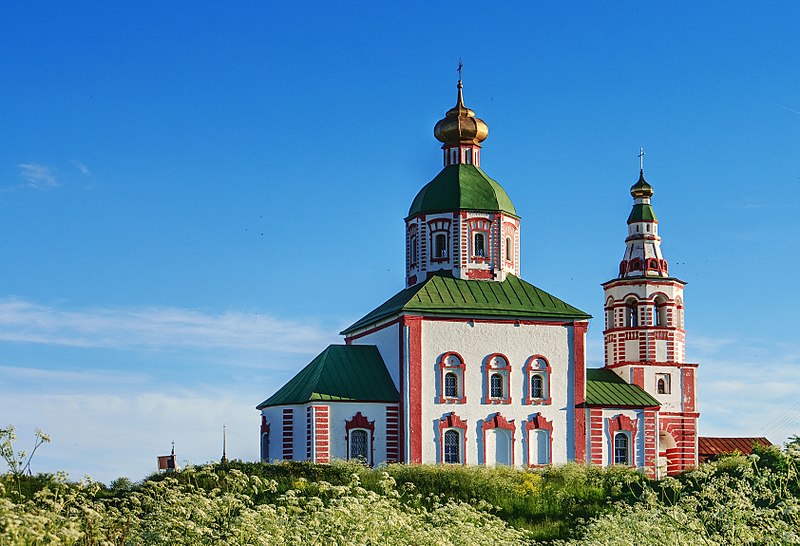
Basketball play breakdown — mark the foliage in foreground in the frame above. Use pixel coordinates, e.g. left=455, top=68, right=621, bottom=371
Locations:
left=0, top=432, right=798, bottom=545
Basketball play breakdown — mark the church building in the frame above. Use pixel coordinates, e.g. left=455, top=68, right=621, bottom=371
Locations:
left=257, top=80, right=698, bottom=477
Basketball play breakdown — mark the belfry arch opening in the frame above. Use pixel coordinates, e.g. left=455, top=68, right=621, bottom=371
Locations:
left=654, top=295, right=668, bottom=326
left=625, top=298, right=638, bottom=327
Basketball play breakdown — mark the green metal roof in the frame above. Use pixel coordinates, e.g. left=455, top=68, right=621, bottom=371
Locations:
left=585, top=368, right=660, bottom=407
left=627, top=203, right=657, bottom=223
left=342, top=273, right=590, bottom=335
left=408, top=164, right=517, bottom=218
left=256, top=345, right=399, bottom=409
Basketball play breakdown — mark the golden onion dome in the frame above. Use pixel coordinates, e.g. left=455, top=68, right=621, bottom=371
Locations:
left=630, top=169, right=654, bottom=199
left=433, top=81, right=489, bottom=145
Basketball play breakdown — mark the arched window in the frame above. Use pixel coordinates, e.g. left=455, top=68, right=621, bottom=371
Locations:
left=444, top=429, right=461, bottom=464
left=349, top=429, right=369, bottom=461
left=614, top=433, right=630, bottom=465
left=444, top=372, right=458, bottom=398
left=625, top=299, right=638, bottom=327
left=505, top=236, right=512, bottom=261
left=465, top=148, right=472, bottom=164
left=474, top=232, right=486, bottom=257
left=438, top=352, right=466, bottom=404
left=656, top=373, right=671, bottom=394
left=531, top=374, right=544, bottom=399
left=490, top=373, right=504, bottom=399
left=434, top=233, right=448, bottom=259
left=410, top=234, right=418, bottom=264
left=261, top=432, right=269, bottom=461
left=485, top=353, right=511, bottom=404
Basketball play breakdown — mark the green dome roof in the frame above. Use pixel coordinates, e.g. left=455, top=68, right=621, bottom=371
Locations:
left=408, top=164, right=517, bottom=218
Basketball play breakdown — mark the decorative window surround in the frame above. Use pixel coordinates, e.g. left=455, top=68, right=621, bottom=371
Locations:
left=468, top=218, right=491, bottom=261
left=481, top=413, right=515, bottom=466
left=525, top=413, right=553, bottom=467
left=438, top=352, right=467, bottom=404
left=438, top=412, right=468, bottom=465
left=484, top=353, right=511, bottom=404
left=524, top=355, right=552, bottom=405
left=607, top=414, right=638, bottom=468
left=428, top=219, right=451, bottom=263
left=345, top=411, right=375, bottom=466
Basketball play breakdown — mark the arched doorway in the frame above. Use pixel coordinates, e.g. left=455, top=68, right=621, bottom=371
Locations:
left=658, top=430, right=678, bottom=477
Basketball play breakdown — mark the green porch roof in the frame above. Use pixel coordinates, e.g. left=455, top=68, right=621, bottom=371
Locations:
left=342, top=273, right=590, bottom=335
left=408, top=164, right=517, bottom=218
left=256, top=345, right=399, bottom=409
left=585, top=368, right=660, bottom=407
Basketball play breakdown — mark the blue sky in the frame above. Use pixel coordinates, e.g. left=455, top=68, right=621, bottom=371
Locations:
left=1, top=2, right=798, bottom=483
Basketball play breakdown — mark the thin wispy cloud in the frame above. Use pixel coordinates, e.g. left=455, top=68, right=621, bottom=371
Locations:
left=17, top=163, right=59, bottom=189
left=0, top=299, right=336, bottom=355
left=0, top=387, right=259, bottom=483
left=779, top=104, right=800, bottom=116
left=692, top=334, right=800, bottom=443
left=0, top=363, right=148, bottom=385
left=70, top=159, right=91, bottom=176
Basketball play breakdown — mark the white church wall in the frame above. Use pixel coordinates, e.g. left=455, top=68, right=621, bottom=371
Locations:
left=349, top=321, right=401, bottom=389
left=642, top=366, right=683, bottom=412
left=419, top=318, right=576, bottom=467
left=327, top=402, right=393, bottom=465
left=259, top=406, right=306, bottom=462
left=261, top=402, right=394, bottom=465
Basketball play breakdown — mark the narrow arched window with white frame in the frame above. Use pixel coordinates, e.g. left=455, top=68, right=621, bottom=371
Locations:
left=434, top=233, right=447, bottom=258
left=485, top=353, right=511, bottom=404
left=614, top=432, right=631, bottom=465
left=261, top=431, right=269, bottom=461
left=531, top=374, right=544, bottom=399
left=349, top=429, right=369, bottom=462
left=474, top=232, right=486, bottom=257
left=444, top=429, right=461, bottom=464
left=444, top=372, right=458, bottom=398
left=438, top=352, right=466, bottom=404
left=490, top=373, right=504, bottom=399
left=524, top=356, right=551, bottom=405
left=656, top=373, right=671, bottom=394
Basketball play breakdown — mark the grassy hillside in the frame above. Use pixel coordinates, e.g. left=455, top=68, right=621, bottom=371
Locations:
left=0, top=440, right=798, bottom=545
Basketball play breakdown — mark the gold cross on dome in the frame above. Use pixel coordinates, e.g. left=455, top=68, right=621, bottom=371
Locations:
left=639, top=147, right=645, bottom=170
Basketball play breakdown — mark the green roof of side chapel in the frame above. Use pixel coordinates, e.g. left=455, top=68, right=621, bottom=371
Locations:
left=408, top=164, right=517, bottom=218
left=585, top=368, right=660, bottom=407
left=341, top=272, right=590, bottom=335
left=256, top=345, right=399, bottom=409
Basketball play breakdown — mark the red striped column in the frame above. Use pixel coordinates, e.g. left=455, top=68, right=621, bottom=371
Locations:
left=385, top=405, right=399, bottom=463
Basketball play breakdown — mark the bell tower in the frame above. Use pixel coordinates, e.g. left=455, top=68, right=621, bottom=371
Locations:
left=601, top=158, right=698, bottom=475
